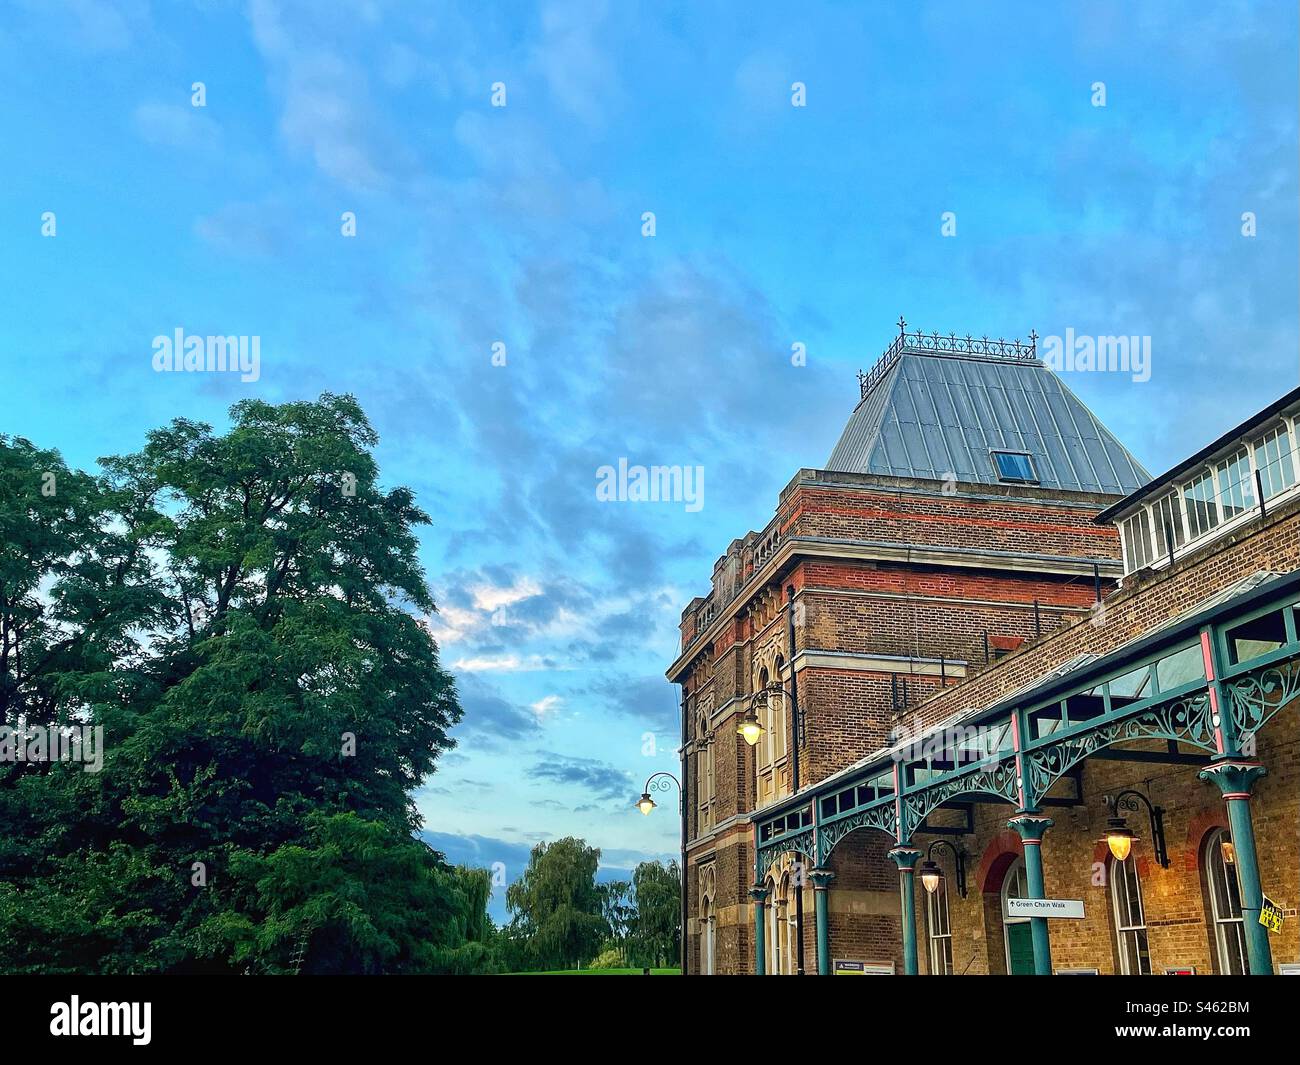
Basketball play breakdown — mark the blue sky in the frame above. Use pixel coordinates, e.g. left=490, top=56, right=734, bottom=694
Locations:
left=1, top=0, right=1296, bottom=923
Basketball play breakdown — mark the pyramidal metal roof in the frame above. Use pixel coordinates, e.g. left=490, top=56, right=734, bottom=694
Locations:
left=826, top=326, right=1150, bottom=495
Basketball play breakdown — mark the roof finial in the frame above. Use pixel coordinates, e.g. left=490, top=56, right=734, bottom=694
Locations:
left=1029, top=328, right=1038, bottom=349
left=897, top=315, right=907, bottom=335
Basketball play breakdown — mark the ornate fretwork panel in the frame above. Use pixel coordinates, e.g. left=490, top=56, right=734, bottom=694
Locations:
left=899, top=759, right=1019, bottom=838
left=1021, top=693, right=1216, bottom=807
left=818, top=803, right=896, bottom=862
left=1227, top=660, right=1300, bottom=746
left=756, top=830, right=815, bottom=880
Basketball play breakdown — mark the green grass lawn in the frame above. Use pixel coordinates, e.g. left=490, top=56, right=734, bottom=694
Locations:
left=512, top=967, right=680, bottom=975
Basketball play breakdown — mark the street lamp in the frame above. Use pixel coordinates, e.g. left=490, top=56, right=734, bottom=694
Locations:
left=1102, top=788, right=1168, bottom=867
left=919, top=839, right=967, bottom=897
left=736, top=706, right=764, bottom=746
left=634, top=771, right=685, bottom=974
left=1103, top=816, right=1137, bottom=862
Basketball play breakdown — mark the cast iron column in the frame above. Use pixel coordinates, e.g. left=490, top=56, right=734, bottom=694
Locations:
left=749, top=884, right=770, bottom=975
left=1008, top=811, right=1053, bottom=975
left=1200, top=758, right=1273, bottom=974
left=888, top=844, right=922, bottom=974
left=811, top=868, right=835, bottom=975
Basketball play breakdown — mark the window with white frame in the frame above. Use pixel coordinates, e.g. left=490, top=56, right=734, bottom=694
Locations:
left=772, top=655, right=788, bottom=763
left=1202, top=828, right=1248, bottom=975
left=1184, top=468, right=1219, bottom=540
left=1110, top=856, right=1152, bottom=974
left=1151, top=491, right=1185, bottom=558
left=1254, top=423, right=1297, bottom=501
left=1216, top=447, right=1254, bottom=521
left=696, top=728, right=714, bottom=833
left=700, top=896, right=716, bottom=975
left=1121, top=510, right=1154, bottom=572
left=755, top=660, right=790, bottom=806
left=926, top=873, right=954, bottom=975
left=765, top=859, right=813, bottom=975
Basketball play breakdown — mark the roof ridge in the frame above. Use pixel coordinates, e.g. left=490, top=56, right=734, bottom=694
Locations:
left=856, top=320, right=1038, bottom=404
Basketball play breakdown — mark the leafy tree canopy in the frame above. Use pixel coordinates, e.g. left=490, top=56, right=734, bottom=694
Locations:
left=0, top=396, right=492, bottom=974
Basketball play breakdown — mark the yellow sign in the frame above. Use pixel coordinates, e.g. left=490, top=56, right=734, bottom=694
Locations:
left=1260, top=895, right=1284, bottom=934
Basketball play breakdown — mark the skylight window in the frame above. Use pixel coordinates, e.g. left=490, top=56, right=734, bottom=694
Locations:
left=991, top=450, right=1038, bottom=484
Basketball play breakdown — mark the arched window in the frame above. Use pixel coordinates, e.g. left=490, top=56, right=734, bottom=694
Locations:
left=765, top=858, right=814, bottom=975
left=1202, top=828, right=1247, bottom=975
left=695, top=712, right=714, bottom=833
left=700, top=896, right=716, bottom=975
left=772, top=655, right=788, bottom=762
left=925, top=862, right=953, bottom=975
left=1001, top=858, right=1033, bottom=975
left=1109, top=857, right=1152, bottom=974
left=765, top=870, right=783, bottom=975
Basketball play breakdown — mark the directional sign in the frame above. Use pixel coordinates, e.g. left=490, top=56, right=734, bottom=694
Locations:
left=1006, top=898, right=1085, bottom=919
left=1260, top=895, right=1284, bottom=934
left=833, top=959, right=895, bottom=975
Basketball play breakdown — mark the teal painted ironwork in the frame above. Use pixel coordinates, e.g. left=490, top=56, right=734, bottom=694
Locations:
left=745, top=580, right=1300, bottom=977
left=1020, top=691, right=1216, bottom=807
left=1007, top=812, right=1053, bottom=975
left=755, top=827, right=815, bottom=881
left=1199, top=759, right=1272, bottom=975
left=889, top=845, right=922, bottom=975
left=811, top=868, right=835, bottom=975
left=1227, top=665, right=1300, bottom=748
left=817, top=796, right=896, bottom=863
left=752, top=584, right=1300, bottom=860
left=750, top=884, right=769, bottom=975
left=899, top=756, right=1019, bottom=839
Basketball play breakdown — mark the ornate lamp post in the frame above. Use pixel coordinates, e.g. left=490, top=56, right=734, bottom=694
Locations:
left=634, top=770, right=685, bottom=974
left=1102, top=788, right=1169, bottom=868
left=918, top=839, right=967, bottom=897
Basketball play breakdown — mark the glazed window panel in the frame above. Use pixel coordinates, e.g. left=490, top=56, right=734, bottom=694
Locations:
left=1225, top=610, right=1287, bottom=666
left=1204, top=828, right=1248, bottom=975
left=1107, top=664, right=1153, bottom=708
left=926, top=879, right=954, bottom=976
left=991, top=450, right=1038, bottom=484
left=1121, top=510, right=1154, bottom=572
left=1110, top=857, right=1152, bottom=975
left=1155, top=643, right=1205, bottom=691
left=1151, top=492, right=1185, bottom=557
left=1184, top=469, right=1219, bottom=539
left=1065, top=685, right=1107, bottom=723
left=1254, top=424, right=1297, bottom=500
left=1215, top=447, right=1254, bottom=521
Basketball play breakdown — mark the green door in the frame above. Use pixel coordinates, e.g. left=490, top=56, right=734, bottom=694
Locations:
left=1006, top=922, right=1035, bottom=975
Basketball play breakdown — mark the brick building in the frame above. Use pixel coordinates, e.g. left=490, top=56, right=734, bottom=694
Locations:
left=667, top=325, right=1300, bottom=976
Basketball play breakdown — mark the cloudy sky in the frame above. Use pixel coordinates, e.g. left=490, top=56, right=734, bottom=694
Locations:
left=1, top=0, right=1296, bottom=921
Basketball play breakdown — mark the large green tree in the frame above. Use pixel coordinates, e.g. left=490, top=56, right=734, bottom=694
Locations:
left=505, top=837, right=608, bottom=970
left=0, top=395, right=492, bottom=974
left=630, top=860, right=681, bottom=968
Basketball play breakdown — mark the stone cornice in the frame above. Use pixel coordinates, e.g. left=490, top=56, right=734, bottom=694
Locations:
left=792, top=649, right=969, bottom=678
